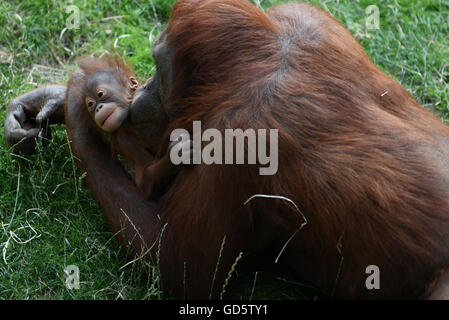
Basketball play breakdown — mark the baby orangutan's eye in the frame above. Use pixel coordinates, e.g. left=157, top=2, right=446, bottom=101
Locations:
left=86, top=98, right=96, bottom=111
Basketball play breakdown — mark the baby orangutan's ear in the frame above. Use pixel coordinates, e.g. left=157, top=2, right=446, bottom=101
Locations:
left=128, top=76, right=139, bottom=92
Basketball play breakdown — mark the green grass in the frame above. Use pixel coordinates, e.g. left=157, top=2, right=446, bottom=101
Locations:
left=0, top=0, right=448, bottom=300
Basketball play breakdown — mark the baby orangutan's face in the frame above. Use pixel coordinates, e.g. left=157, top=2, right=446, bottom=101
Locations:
left=85, top=70, right=138, bottom=132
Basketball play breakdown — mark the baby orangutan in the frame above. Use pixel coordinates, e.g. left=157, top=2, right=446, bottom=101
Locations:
left=76, top=57, right=190, bottom=198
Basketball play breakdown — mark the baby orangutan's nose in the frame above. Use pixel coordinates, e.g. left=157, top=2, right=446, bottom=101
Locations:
left=96, top=104, right=103, bottom=113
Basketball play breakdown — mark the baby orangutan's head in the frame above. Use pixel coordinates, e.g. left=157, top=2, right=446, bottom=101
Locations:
left=78, top=57, right=139, bottom=132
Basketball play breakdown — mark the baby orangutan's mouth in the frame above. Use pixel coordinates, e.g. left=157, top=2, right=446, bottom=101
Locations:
left=99, top=108, right=115, bottom=128
left=98, top=106, right=129, bottom=133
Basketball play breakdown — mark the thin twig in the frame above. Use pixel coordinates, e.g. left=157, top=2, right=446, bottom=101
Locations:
left=244, top=194, right=307, bottom=263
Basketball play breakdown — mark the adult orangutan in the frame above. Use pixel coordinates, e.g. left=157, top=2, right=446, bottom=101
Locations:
left=5, top=0, right=449, bottom=299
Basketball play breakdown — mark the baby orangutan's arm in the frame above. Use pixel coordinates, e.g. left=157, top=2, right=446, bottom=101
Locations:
left=114, top=129, right=191, bottom=198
